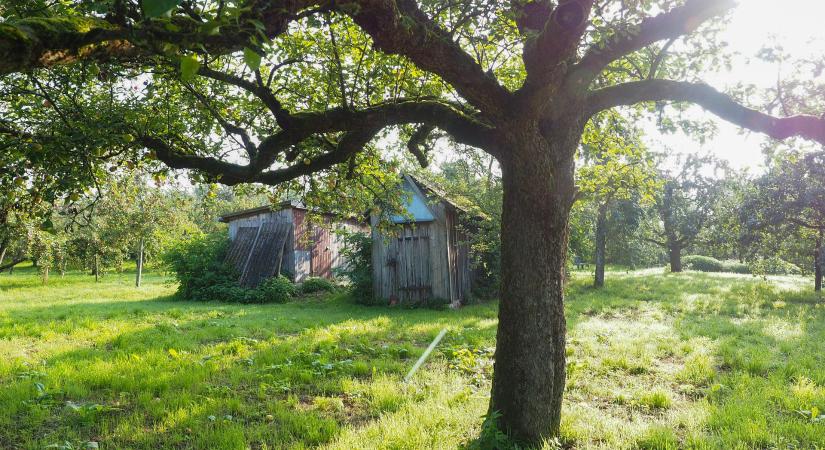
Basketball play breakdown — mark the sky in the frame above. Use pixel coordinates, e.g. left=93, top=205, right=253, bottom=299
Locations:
left=644, top=0, right=825, bottom=173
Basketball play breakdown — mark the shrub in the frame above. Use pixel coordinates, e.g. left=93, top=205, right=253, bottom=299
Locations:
left=162, top=233, right=241, bottom=301
left=336, top=232, right=377, bottom=305
left=683, top=255, right=751, bottom=274
left=258, top=276, right=296, bottom=303
left=300, top=277, right=336, bottom=294
left=748, top=257, right=803, bottom=276
left=683, top=255, right=724, bottom=272
left=163, top=233, right=297, bottom=303
left=722, top=261, right=750, bottom=274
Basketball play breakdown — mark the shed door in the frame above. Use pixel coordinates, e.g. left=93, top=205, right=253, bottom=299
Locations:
left=311, top=226, right=333, bottom=278
left=393, top=225, right=431, bottom=304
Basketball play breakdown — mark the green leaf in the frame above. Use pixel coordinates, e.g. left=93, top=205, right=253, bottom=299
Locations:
left=243, top=48, right=262, bottom=71
left=143, top=0, right=183, bottom=18
left=179, top=55, right=200, bottom=82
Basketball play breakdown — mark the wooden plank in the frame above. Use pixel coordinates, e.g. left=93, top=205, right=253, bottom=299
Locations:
left=225, top=226, right=258, bottom=273
left=239, top=221, right=292, bottom=287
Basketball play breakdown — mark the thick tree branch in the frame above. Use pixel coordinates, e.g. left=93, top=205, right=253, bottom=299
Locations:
left=140, top=98, right=495, bottom=185
left=407, top=124, right=436, bottom=168
left=789, top=218, right=825, bottom=230
left=520, top=0, right=595, bottom=96
left=255, top=129, right=378, bottom=185
left=252, top=99, right=496, bottom=170
left=587, top=80, right=825, bottom=145
left=0, top=258, right=27, bottom=273
left=570, top=0, right=734, bottom=87
left=139, top=136, right=254, bottom=184
left=0, top=1, right=321, bottom=75
left=0, top=120, right=33, bottom=139
left=346, top=0, right=512, bottom=115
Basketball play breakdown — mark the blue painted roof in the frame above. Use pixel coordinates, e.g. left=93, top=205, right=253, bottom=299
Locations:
left=391, top=177, right=435, bottom=223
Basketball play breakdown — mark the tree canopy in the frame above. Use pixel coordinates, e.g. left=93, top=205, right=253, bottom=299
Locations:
left=3, top=0, right=825, bottom=444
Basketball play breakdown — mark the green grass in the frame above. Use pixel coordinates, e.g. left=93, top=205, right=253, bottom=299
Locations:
left=1, top=267, right=824, bottom=449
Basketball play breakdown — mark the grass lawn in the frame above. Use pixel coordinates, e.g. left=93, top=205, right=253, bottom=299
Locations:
left=1, top=266, right=824, bottom=449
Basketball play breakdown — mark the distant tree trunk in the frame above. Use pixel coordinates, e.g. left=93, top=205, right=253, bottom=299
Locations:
left=94, top=254, right=100, bottom=283
left=42, top=266, right=49, bottom=284
left=594, top=203, right=608, bottom=288
left=816, top=231, right=823, bottom=293
left=136, top=237, right=144, bottom=288
left=489, top=126, right=578, bottom=443
left=669, top=244, right=682, bottom=273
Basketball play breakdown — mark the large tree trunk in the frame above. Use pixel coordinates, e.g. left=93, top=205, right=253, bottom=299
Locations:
left=669, top=244, right=682, bottom=273
left=489, top=131, right=577, bottom=443
left=594, top=203, right=608, bottom=288
left=815, top=231, right=823, bottom=293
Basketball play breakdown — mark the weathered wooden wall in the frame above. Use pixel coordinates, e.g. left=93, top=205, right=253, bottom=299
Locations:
left=226, top=206, right=366, bottom=282
left=372, top=198, right=474, bottom=306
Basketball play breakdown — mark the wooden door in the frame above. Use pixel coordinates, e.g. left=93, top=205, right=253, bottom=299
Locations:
left=393, top=225, right=432, bottom=304
left=311, top=225, right=333, bottom=278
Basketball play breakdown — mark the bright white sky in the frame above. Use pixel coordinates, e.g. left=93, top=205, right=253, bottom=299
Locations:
left=645, top=0, right=825, bottom=173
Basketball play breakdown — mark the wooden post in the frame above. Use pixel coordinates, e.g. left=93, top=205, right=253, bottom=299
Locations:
left=136, top=237, right=144, bottom=288
left=815, top=230, right=823, bottom=293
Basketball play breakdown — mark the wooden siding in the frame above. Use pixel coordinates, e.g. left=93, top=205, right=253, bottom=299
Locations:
left=238, top=221, right=291, bottom=287
left=372, top=199, right=474, bottom=306
left=225, top=227, right=258, bottom=274
left=225, top=206, right=366, bottom=283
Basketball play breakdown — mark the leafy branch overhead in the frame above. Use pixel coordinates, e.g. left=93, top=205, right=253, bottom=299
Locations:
left=0, top=0, right=823, bottom=193
left=2, top=0, right=825, bottom=444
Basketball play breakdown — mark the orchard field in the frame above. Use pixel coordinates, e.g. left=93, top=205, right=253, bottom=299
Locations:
left=1, top=267, right=823, bottom=449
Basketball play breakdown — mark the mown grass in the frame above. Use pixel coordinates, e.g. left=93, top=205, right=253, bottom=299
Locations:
left=0, top=266, right=824, bottom=449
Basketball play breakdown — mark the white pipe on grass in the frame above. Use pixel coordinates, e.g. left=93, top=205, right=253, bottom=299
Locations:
left=404, top=328, right=448, bottom=382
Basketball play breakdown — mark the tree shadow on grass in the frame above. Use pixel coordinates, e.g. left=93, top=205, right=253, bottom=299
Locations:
left=558, top=272, right=825, bottom=449
left=0, top=288, right=499, bottom=449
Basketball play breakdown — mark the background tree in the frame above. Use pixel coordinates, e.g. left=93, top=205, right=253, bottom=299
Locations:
left=4, top=0, right=825, bottom=442
left=61, top=174, right=200, bottom=281
left=645, top=154, right=725, bottom=273
left=577, top=112, right=658, bottom=287
left=692, top=173, right=752, bottom=263
left=743, top=150, right=825, bottom=291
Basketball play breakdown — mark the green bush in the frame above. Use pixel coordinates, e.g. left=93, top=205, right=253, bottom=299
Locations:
left=723, top=261, right=750, bottom=274
left=336, top=232, right=377, bottom=305
left=683, top=255, right=751, bottom=274
left=258, top=276, right=296, bottom=303
left=748, top=257, right=803, bottom=276
left=162, top=233, right=241, bottom=301
left=683, top=255, right=724, bottom=272
left=163, top=233, right=297, bottom=303
left=300, top=277, right=336, bottom=294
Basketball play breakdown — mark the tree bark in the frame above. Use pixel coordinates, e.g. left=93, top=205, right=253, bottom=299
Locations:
left=136, top=237, right=145, bottom=288
left=594, top=203, right=608, bottom=288
left=669, top=244, right=682, bottom=273
left=489, top=130, right=577, bottom=443
left=815, top=231, right=823, bottom=293
left=95, top=254, right=100, bottom=283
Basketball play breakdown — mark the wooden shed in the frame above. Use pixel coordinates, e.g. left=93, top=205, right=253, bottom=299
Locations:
left=372, top=175, right=476, bottom=306
left=219, top=202, right=366, bottom=287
